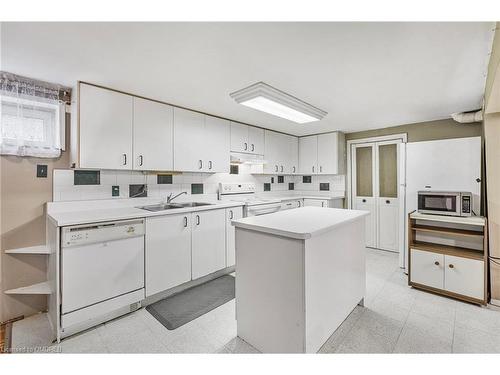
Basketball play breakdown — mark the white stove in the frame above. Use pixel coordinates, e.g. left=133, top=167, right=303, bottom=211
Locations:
left=218, top=183, right=282, bottom=217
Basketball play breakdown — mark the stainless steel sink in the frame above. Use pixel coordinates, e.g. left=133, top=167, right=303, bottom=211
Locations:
left=138, top=203, right=184, bottom=212
left=178, top=202, right=213, bottom=207
left=138, top=202, right=213, bottom=211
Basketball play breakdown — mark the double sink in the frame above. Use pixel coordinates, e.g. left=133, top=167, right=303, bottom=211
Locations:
left=139, top=202, right=213, bottom=212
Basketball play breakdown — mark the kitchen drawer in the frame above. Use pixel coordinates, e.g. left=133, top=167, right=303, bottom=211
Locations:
left=281, top=200, right=301, bottom=210
left=444, top=255, right=484, bottom=300
left=410, top=249, right=444, bottom=290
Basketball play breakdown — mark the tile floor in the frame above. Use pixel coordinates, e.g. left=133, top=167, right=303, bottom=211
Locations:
left=9, top=248, right=500, bottom=353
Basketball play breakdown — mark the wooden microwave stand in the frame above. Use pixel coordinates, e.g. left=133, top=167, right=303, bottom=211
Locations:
left=408, top=212, right=488, bottom=305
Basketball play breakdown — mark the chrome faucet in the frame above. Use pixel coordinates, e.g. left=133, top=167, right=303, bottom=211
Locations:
left=166, top=191, right=188, bottom=203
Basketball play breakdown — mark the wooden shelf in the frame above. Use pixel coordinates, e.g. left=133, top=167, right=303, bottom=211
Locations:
left=4, top=281, right=52, bottom=295
left=412, top=225, right=484, bottom=238
left=410, top=241, right=484, bottom=261
left=410, top=212, right=486, bottom=227
left=4, top=245, right=50, bottom=255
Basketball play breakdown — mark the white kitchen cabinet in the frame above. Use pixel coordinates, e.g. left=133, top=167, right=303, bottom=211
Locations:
left=225, top=206, right=243, bottom=267
left=78, top=83, right=133, bottom=169
left=299, top=136, right=318, bottom=174
left=133, top=98, right=173, bottom=171
left=230, top=122, right=264, bottom=155
left=264, top=130, right=297, bottom=174
left=304, top=198, right=329, bottom=208
left=299, top=132, right=345, bottom=175
left=145, top=214, right=192, bottom=297
left=410, top=249, right=444, bottom=290
left=173, top=108, right=205, bottom=172
left=288, top=136, right=299, bottom=174
left=444, top=255, right=484, bottom=300
left=204, top=115, right=230, bottom=173
left=191, top=209, right=226, bottom=279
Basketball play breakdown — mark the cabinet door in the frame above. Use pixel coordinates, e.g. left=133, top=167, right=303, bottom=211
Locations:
left=145, top=214, right=192, bottom=297
left=248, top=126, right=265, bottom=155
left=226, top=207, right=243, bottom=267
left=299, top=136, right=318, bottom=174
left=230, top=122, right=248, bottom=153
left=173, top=108, right=205, bottom=172
left=192, top=209, right=226, bottom=279
left=79, top=84, right=133, bottom=169
left=264, top=130, right=280, bottom=174
left=317, top=133, right=338, bottom=174
left=133, top=98, right=173, bottom=171
left=410, top=249, right=444, bottom=290
left=304, top=198, right=329, bottom=207
left=288, top=136, right=299, bottom=174
left=377, top=197, right=399, bottom=252
left=204, top=116, right=230, bottom=173
left=444, top=255, right=484, bottom=300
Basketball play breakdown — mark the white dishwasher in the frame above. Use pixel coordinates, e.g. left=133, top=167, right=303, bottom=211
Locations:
left=61, top=219, right=145, bottom=333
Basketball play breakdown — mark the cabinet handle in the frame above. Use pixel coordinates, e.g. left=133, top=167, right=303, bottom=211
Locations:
left=293, top=166, right=296, bottom=173
left=298, top=200, right=301, bottom=207
left=251, top=144, right=255, bottom=152
left=281, top=165, right=284, bottom=172
left=449, top=264, right=454, bottom=269
left=322, top=202, right=324, bottom=207
left=312, top=166, right=315, bottom=173
left=244, top=142, right=248, bottom=151
left=196, top=215, right=200, bottom=225
left=139, top=155, right=143, bottom=166
left=434, top=261, right=440, bottom=266
left=208, top=160, right=213, bottom=170
left=275, top=165, right=278, bottom=172
left=320, top=166, right=323, bottom=173
left=199, top=160, right=203, bottom=169
left=229, top=210, right=233, bottom=219
left=183, top=216, right=188, bottom=227
left=123, top=153, right=127, bottom=165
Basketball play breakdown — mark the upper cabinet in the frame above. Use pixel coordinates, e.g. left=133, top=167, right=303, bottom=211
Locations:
left=264, top=130, right=298, bottom=174
left=299, top=132, right=345, bottom=175
left=78, top=83, right=133, bottom=170
left=173, top=108, right=229, bottom=173
left=230, top=122, right=264, bottom=155
left=133, top=98, right=173, bottom=171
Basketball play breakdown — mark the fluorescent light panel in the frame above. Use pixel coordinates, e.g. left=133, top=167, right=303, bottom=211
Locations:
left=230, top=82, right=327, bottom=124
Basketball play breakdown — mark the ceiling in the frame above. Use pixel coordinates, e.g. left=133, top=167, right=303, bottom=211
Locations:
left=1, top=22, right=495, bottom=136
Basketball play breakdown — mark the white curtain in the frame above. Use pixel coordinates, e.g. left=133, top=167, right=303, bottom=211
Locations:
left=0, top=72, right=68, bottom=158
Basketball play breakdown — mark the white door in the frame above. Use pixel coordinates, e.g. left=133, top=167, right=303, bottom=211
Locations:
left=299, top=135, right=318, bottom=174
left=352, top=143, right=377, bottom=248
left=145, top=214, right=192, bottom=297
left=204, top=115, right=230, bottom=173
left=133, top=98, right=173, bottom=171
left=351, top=140, right=402, bottom=252
left=79, top=84, right=133, bottom=169
left=317, top=132, right=338, bottom=174
left=191, top=209, right=226, bottom=279
left=173, top=108, right=205, bottom=172
left=248, top=126, right=265, bottom=155
left=230, top=122, right=248, bottom=153
left=226, top=207, right=243, bottom=267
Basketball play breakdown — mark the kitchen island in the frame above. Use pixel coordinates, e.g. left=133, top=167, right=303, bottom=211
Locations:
left=232, top=207, right=369, bottom=353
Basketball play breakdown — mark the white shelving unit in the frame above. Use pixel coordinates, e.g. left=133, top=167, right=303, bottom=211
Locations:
left=4, top=245, right=51, bottom=255
left=4, top=281, right=52, bottom=295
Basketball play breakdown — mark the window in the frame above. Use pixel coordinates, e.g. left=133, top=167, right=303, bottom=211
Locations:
left=0, top=72, right=69, bottom=158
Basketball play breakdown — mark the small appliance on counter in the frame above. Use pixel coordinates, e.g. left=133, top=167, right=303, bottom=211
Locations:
left=417, top=191, right=473, bottom=217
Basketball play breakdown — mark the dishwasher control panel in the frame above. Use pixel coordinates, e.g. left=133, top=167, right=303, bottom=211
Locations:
left=62, top=219, right=145, bottom=247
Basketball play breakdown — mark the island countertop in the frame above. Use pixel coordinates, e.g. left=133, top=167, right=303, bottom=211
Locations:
left=232, top=207, right=369, bottom=240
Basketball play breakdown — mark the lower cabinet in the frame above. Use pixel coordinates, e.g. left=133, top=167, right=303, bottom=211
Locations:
left=192, top=209, right=226, bottom=279
left=145, top=214, right=192, bottom=297
left=281, top=199, right=302, bottom=210
left=304, top=198, right=329, bottom=208
left=410, top=248, right=484, bottom=301
left=225, top=206, right=243, bottom=267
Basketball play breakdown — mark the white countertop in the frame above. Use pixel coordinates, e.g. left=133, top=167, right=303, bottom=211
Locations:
left=232, top=207, right=369, bottom=240
left=47, top=201, right=244, bottom=227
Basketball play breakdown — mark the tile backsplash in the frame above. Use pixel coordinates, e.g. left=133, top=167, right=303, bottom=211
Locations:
left=53, top=166, right=345, bottom=202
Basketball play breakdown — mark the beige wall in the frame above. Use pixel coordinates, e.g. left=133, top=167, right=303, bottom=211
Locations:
left=0, top=123, right=69, bottom=323
left=345, top=118, right=482, bottom=143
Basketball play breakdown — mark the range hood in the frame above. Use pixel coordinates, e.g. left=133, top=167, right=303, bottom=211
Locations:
left=230, top=152, right=266, bottom=165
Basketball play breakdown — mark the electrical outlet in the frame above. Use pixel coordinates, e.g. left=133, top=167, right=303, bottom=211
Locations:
left=36, top=164, right=48, bottom=178
left=112, top=185, right=120, bottom=197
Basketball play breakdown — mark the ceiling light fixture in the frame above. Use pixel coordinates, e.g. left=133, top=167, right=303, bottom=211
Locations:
left=230, top=82, right=327, bottom=124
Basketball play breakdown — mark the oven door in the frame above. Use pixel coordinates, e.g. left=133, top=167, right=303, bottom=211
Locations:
left=417, top=192, right=460, bottom=216
left=246, top=203, right=282, bottom=217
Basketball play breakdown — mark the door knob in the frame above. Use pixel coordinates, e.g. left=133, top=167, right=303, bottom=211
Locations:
left=386, top=200, right=390, bottom=204
left=448, top=264, right=454, bottom=269
left=362, top=199, right=366, bottom=203
left=434, top=261, right=440, bottom=266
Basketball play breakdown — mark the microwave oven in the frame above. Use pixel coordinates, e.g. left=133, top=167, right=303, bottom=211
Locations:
left=417, top=191, right=473, bottom=217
